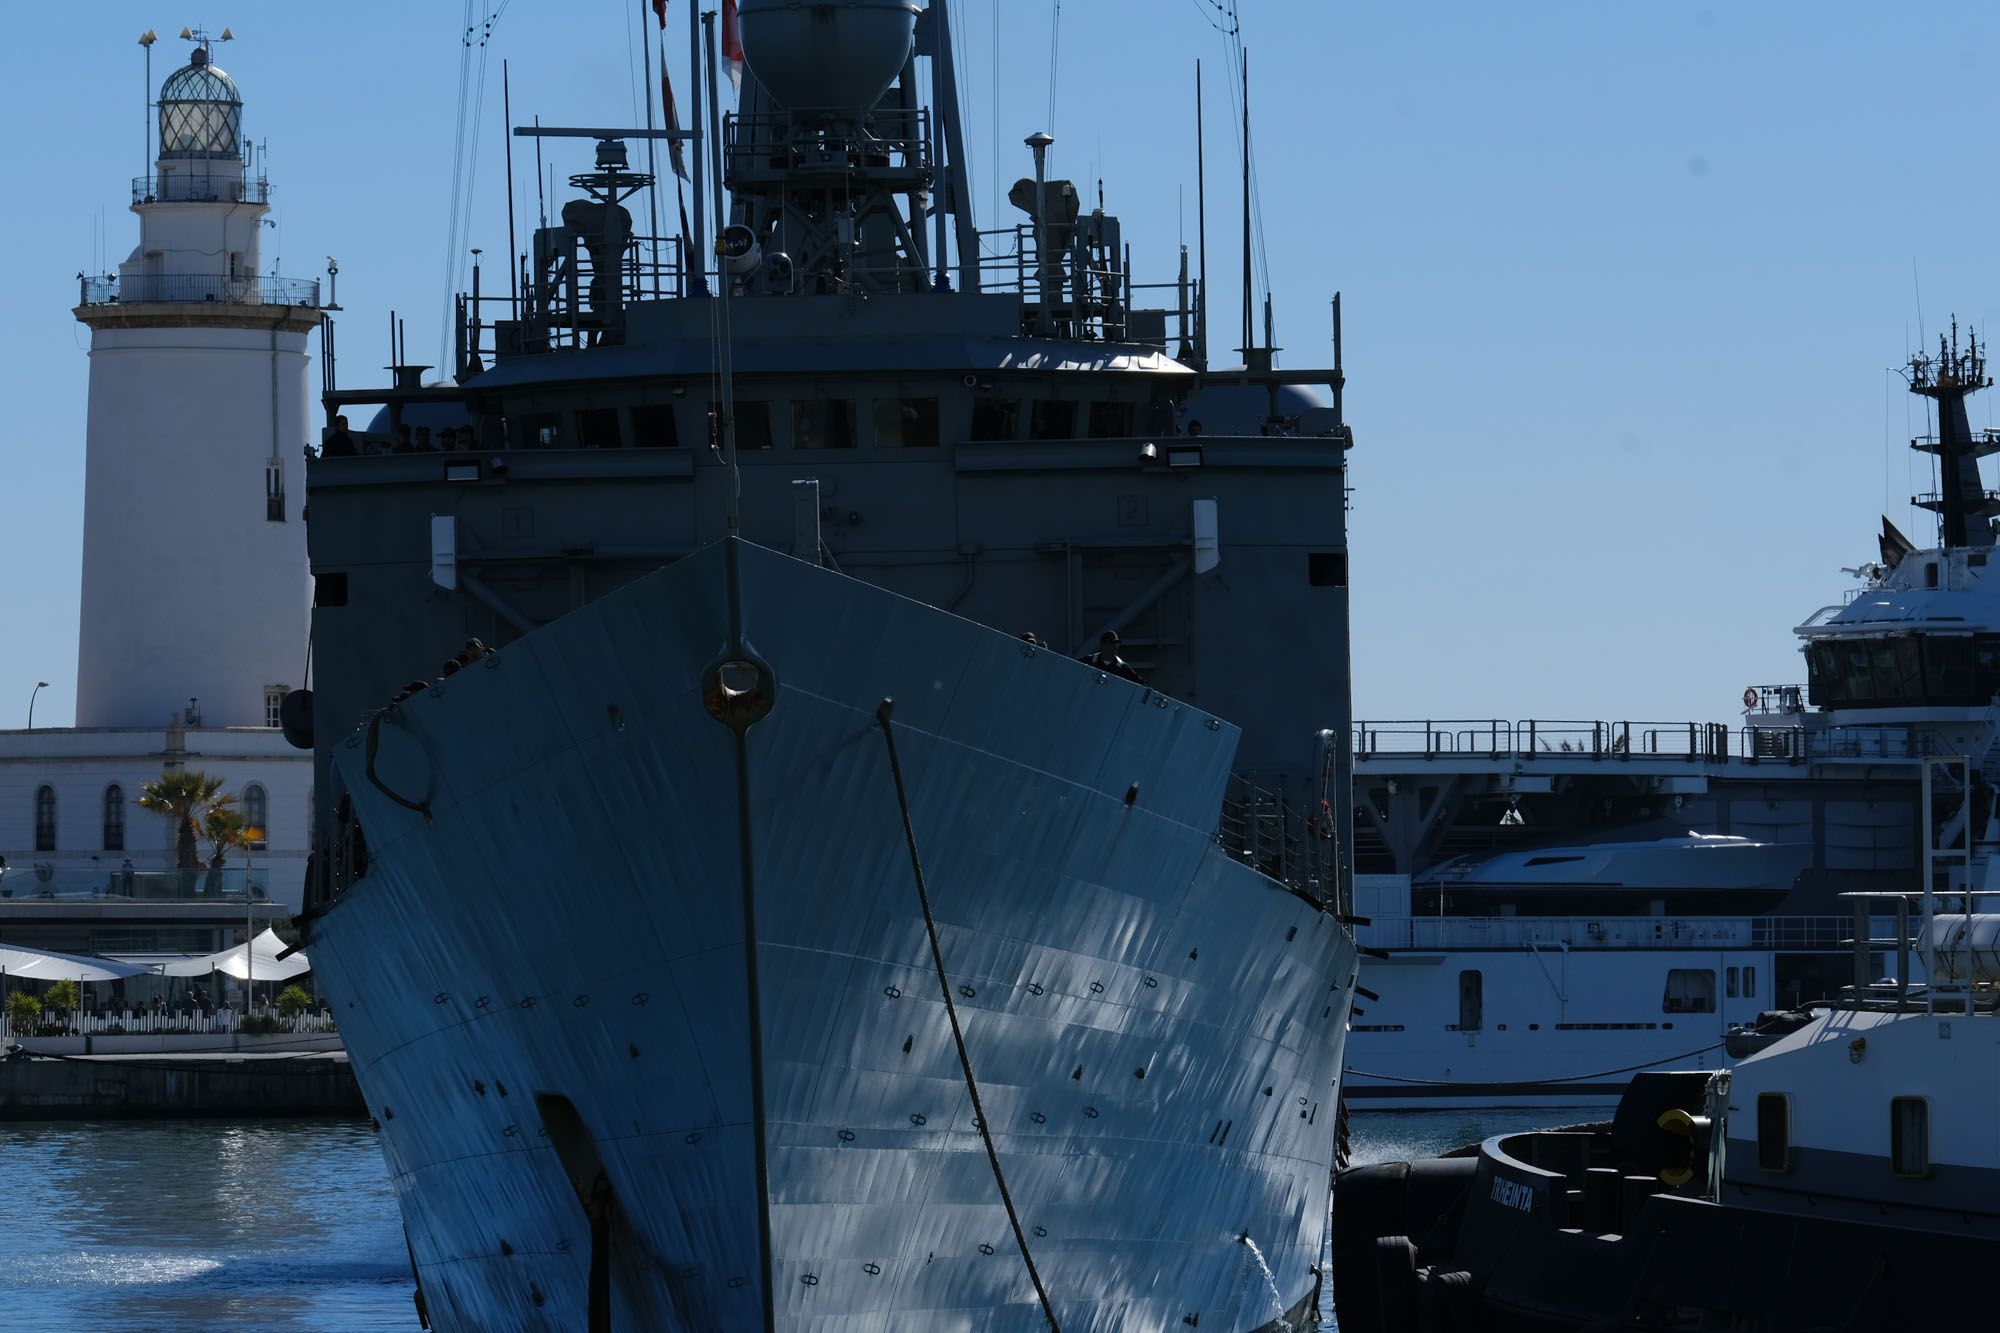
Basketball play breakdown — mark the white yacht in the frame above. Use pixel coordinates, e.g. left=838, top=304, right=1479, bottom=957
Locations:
left=1331, top=753, right=2000, bottom=1330
left=1347, top=325, right=2000, bottom=1107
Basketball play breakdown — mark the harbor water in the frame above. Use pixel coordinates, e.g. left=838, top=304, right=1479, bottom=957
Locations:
left=0, top=1108, right=1592, bottom=1329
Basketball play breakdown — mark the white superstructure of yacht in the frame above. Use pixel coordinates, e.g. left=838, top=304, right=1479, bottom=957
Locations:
left=1346, top=325, right=2000, bottom=1107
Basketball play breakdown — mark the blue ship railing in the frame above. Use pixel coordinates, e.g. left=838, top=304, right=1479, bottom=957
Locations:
left=1352, top=716, right=1984, bottom=767
left=79, top=273, right=321, bottom=307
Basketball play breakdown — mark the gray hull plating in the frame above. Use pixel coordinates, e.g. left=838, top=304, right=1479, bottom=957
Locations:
left=313, top=542, right=1355, bottom=1331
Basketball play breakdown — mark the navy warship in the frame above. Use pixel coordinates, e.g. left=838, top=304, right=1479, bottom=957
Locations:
left=294, top=2, right=1359, bottom=1328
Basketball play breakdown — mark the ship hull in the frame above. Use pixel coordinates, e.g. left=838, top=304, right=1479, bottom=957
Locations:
left=311, top=541, right=1355, bottom=1331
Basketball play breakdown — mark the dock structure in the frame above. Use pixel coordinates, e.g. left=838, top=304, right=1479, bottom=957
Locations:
left=0, top=1049, right=364, bottom=1119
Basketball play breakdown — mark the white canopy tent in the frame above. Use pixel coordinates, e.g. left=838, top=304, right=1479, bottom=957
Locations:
left=112, top=929, right=311, bottom=981
left=0, top=943, right=150, bottom=982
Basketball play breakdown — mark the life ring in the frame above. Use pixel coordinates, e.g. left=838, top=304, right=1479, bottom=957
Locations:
left=1742, top=687, right=1758, bottom=710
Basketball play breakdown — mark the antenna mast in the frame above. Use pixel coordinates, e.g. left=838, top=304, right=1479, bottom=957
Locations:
left=1195, top=60, right=1208, bottom=369
left=1909, top=317, right=2000, bottom=549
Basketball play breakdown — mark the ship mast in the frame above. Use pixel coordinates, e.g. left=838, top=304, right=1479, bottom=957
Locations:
left=1910, top=317, right=2000, bottom=549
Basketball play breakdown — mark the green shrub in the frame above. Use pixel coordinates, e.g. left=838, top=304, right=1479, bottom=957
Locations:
left=241, top=1012, right=284, bottom=1035
left=276, top=984, right=313, bottom=1018
left=44, top=979, right=80, bottom=1015
left=6, top=990, right=40, bottom=1036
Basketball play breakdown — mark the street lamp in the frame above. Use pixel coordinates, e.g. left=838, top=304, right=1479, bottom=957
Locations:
left=27, top=681, right=48, bottom=730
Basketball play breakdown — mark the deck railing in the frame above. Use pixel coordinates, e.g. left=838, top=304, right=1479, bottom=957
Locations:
left=1354, top=716, right=1987, bottom=767
left=1358, top=913, right=1872, bottom=953
left=79, top=273, right=321, bottom=307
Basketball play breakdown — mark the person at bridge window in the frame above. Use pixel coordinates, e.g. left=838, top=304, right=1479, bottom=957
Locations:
left=1080, top=630, right=1146, bottom=684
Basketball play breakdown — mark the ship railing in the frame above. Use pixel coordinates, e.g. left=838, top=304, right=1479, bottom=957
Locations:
left=723, top=107, right=932, bottom=180
left=1744, top=683, right=1808, bottom=716
left=1359, top=913, right=1872, bottom=953
left=1352, top=718, right=1848, bottom=766
left=502, top=233, right=685, bottom=366
left=130, top=172, right=270, bottom=206
left=1218, top=771, right=1341, bottom=909
left=971, top=223, right=1202, bottom=350
left=78, top=273, right=321, bottom=308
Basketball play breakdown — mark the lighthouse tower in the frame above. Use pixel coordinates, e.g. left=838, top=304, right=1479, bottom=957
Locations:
left=72, top=36, right=320, bottom=730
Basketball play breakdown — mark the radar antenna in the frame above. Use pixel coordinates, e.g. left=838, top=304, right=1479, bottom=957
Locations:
left=1907, top=316, right=2000, bottom=549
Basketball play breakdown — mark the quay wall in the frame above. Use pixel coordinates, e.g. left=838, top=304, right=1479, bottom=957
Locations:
left=0, top=1052, right=365, bottom=1119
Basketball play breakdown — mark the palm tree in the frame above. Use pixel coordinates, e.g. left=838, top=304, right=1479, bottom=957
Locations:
left=201, top=807, right=264, bottom=875
left=137, top=770, right=230, bottom=870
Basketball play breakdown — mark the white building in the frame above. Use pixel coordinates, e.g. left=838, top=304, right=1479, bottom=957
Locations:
left=0, top=37, right=317, bottom=925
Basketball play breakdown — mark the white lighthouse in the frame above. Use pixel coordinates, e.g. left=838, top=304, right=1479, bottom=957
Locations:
left=73, top=36, right=319, bottom=731
left=0, top=34, right=319, bottom=921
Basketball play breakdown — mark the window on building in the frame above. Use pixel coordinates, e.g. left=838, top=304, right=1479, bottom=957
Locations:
left=242, top=784, right=269, bottom=848
left=792, top=398, right=857, bottom=449
left=1030, top=399, right=1079, bottom=440
left=969, top=398, right=1020, bottom=442
left=33, top=785, right=56, bottom=852
left=631, top=404, right=678, bottom=448
left=1663, top=969, right=1717, bottom=1013
left=874, top=397, right=940, bottom=447
left=103, top=785, right=125, bottom=853
left=266, top=460, right=285, bottom=522
left=1456, top=969, right=1484, bottom=1031
left=1756, top=1093, right=1791, bottom=1172
left=265, top=687, right=286, bottom=729
left=1891, top=1097, right=1931, bottom=1177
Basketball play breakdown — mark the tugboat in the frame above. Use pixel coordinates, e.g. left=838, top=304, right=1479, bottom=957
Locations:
left=1345, top=325, right=2000, bottom=1107
left=1333, top=753, right=2000, bottom=1331
left=293, top=3, right=1359, bottom=1329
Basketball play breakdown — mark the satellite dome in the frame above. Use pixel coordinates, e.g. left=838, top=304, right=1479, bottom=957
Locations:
left=158, top=51, right=243, bottom=160
left=737, top=0, right=920, bottom=113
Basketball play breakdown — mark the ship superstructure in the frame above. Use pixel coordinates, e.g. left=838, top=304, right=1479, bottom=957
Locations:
left=1344, top=324, right=2000, bottom=1107
left=296, top=3, right=1359, bottom=1329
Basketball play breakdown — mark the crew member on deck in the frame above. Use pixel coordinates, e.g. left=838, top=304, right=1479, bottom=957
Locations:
left=1081, top=630, right=1146, bottom=684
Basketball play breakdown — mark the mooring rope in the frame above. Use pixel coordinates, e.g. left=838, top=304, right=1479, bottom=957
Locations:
left=875, top=699, right=1061, bottom=1332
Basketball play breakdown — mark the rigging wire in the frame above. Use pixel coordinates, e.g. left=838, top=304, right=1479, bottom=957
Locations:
left=1045, top=0, right=1062, bottom=159
left=439, top=2, right=501, bottom=373
left=1346, top=1041, right=1729, bottom=1088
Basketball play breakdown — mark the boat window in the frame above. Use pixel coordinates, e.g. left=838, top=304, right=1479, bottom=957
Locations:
left=1976, top=635, right=2000, bottom=700
left=103, top=784, right=125, bottom=853
left=1925, top=562, right=1940, bottom=589
left=1726, top=966, right=1739, bottom=998
left=710, top=401, right=774, bottom=450
left=1662, top=968, right=1716, bottom=1013
left=875, top=397, right=940, bottom=447
left=631, top=404, right=678, bottom=448
left=1087, top=401, right=1135, bottom=438
left=1756, top=1093, right=1791, bottom=1172
left=1456, top=969, right=1483, bottom=1031
left=1925, top=636, right=1974, bottom=701
left=792, top=398, right=857, bottom=449
left=34, top=785, right=56, bottom=852
left=1030, top=399, right=1079, bottom=440
left=969, top=398, right=1019, bottom=441
left=1743, top=964, right=1755, bottom=995
left=514, top=413, right=561, bottom=449
left=577, top=407, right=621, bottom=449
left=1890, top=1097, right=1930, bottom=1177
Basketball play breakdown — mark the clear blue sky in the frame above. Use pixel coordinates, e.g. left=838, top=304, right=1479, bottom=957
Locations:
left=6, top=2, right=2000, bottom=731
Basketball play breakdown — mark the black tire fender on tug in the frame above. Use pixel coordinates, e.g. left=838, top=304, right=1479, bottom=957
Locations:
left=1372, top=1235, right=1419, bottom=1330
left=1416, top=1265, right=1475, bottom=1331
left=1330, top=1158, right=1479, bottom=1332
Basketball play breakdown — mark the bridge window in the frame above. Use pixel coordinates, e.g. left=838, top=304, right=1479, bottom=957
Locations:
left=792, top=399, right=856, bottom=449
left=709, top=401, right=772, bottom=450
left=1030, top=399, right=1078, bottom=440
left=34, top=785, right=56, bottom=852
left=631, top=404, right=678, bottom=448
left=1756, top=1093, right=1791, bottom=1171
left=1890, top=1096, right=1930, bottom=1177
left=970, top=398, right=1019, bottom=441
left=874, top=397, right=939, bottom=447
left=1662, top=969, right=1716, bottom=1013
left=1807, top=633, right=2000, bottom=708
left=577, top=408, right=621, bottom=449
left=1087, top=401, right=1135, bottom=438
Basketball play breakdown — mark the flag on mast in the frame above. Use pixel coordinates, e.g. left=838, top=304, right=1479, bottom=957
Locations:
left=722, top=0, right=744, bottom=90
left=650, top=0, right=688, bottom=179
